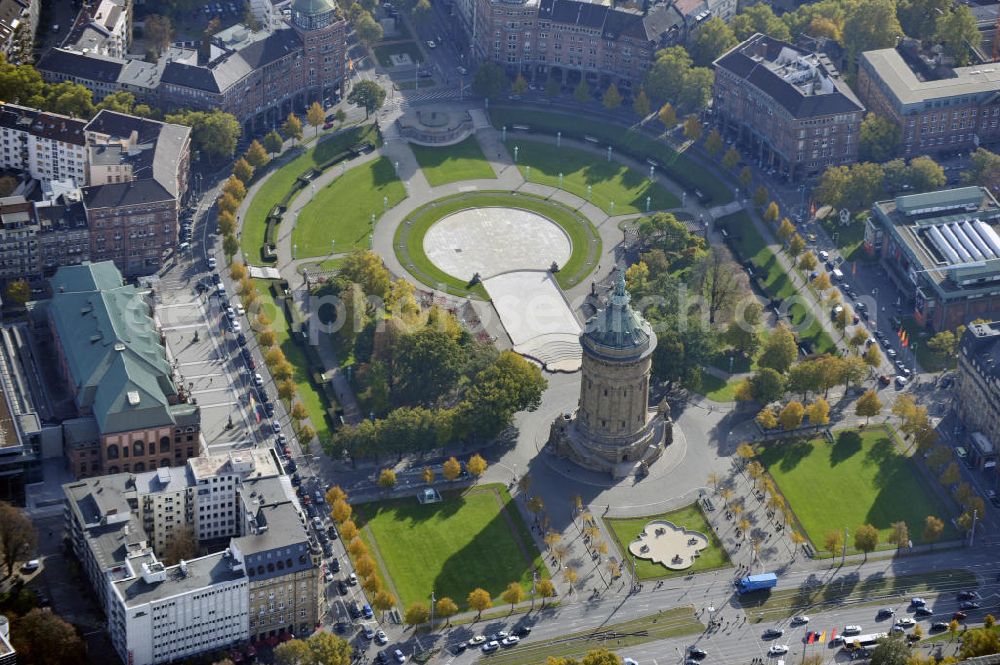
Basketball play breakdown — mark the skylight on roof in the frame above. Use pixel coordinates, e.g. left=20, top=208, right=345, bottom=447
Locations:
left=126, top=391, right=140, bottom=406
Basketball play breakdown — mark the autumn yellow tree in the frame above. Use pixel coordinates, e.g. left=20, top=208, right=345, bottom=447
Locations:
left=331, top=499, right=352, bottom=524
left=466, top=454, right=488, bottom=478
left=501, top=581, right=525, bottom=611
left=435, top=597, right=459, bottom=626
left=442, top=456, right=461, bottom=481
left=467, top=588, right=493, bottom=619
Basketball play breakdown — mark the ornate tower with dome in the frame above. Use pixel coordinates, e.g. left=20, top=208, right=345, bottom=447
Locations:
left=549, top=272, right=672, bottom=478
left=289, top=0, right=347, bottom=106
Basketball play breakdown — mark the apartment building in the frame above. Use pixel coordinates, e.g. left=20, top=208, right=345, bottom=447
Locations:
left=64, top=450, right=317, bottom=665
left=857, top=39, right=1000, bottom=158
left=46, top=262, right=201, bottom=478
left=956, top=322, right=1000, bottom=471
left=865, top=186, right=1000, bottom=331
left=712, top=33, right=864, bottom=180
left=37, top=47, right=160, bottom=103
left=72, top=0, right=131, bottom=59
left=0, top=104, right=88, bottom=186
left=0, top=0, right=38, bottom=62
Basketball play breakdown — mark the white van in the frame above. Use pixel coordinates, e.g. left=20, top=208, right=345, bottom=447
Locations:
left=831, top=268, right=844, bottom=281
left=178, top=242, right=191, bottom=253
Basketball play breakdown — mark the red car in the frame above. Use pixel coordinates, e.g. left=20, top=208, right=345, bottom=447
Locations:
left=323, top=121, right=335, bottom=129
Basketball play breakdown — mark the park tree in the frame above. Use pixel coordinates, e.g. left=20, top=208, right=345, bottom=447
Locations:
left=843, top=0, right=902, bottom=70
left=290, top=401, right=309, bottom=423
left=443, top=456, right=462, bottom=480
left=725, top=301, right=763, bottom=358
left=362, top=575, right=382, bottom=596
left=935, top=5, right=978, bottom=66
left=166, top=109, right=241, bottom=163
left=378, top=469, right=397, bottom=489
left=602, top=83, right=622, bottom=110
left=467, top=453, right=488, bottom=477
left=307, top=101, right=325, bottom=137
left=96, top=90, right=137, bottom=114
left=347, top=80, right=387, bottom=118
left=854, top=523, right=880, bottom=559
left=222, top=174, right=247, bottom=201
left=758, top=325, right=798, bottom=374
left=807, top=397, right=830, bottom=426
left=855, top=389, right=882, bottom=424
left=536, top=579, right=557, bottom=606
left=763, top=201, right=780, bottom=224
left=275, top=639, right=311, bottom=665
left=789, top=234, right=806, bottom=258
left=870, top=633, right=911, bottom=665
left=282, top=113, right=303, bottom=144
left=777, top=217, right=796, bottom=244
left=473, top=63, right=507, bottom=99
left=940, top=462, right=961, bottom=487
left=511, top=74, right=528, bottom=96
left=44, top=80, right=95, bottom=118
left=683, top=115, right=702, bottom=142
left=404, top=602, right=430, bottom=626
left=331, top=498, right=353, bottom=524
left=705, top=129, right=724, bottom=157
left=5, top=279, right=29, bottom=306
left=245, top=139, right=269, bottom=168
left=306, top=632, right=352, bottom=665
left=573, top=78, right=591, bottom=103
left=527, top=496, right=545, bottom=516
left=340, top=520, right=359, bottom=542
left=233, top=157, right=254, bottom=185
left=0, top=502, right=34, bottom=577
left=11, top=608, right=86, bottom=665
left=690, top=16, right=737, bottom=66
left=859, top=113, right=901, bottom=162
left=909, top=155, right=947, bottom=192
left=264, top=129, right=283, bottom=156
left=354, top=11, right=383, bottom=44
left=779, top=401, right=805, bottom=430
left=373, top=590, right=397, bottom=620
left=696, top=245, right=744, bottom=324
left=633, top=88, right=651, bottom=116
left=144, top=14, right=174, bottom=58
left=657, top=103, right=676, bottom=132
left=927, top=330, right=958, bottom=361
left=326, top=485, right=348, bottom=505
left=863, top=343, right=883, bottom=371
left=824, top=530, right=844, bottom=557
left=841, top=356, right=870, bottom=391
left=740, top=166, right=753, bottom=190
left=736, top=442, right=756, bottom=466
left=458, top=351, right=547, bottom=440
left=422, top=467, right=435, bottom=484
left=467, top=588, right=493, bottom=619
left=347, top=537, right=368, bottom=559
left=961, top=626, right=1000, bottom=658
left=354, top=555, right=377, bottom=580
left=888, top=521, right=909, bottom=548
left=897, top=0, right=950, bottom=39
left=748, top=368, right=786, bottom=404
left=501, top=581, right=525, bottom=610
left=731, top=4, right=790, bottom=41
left=723, top=146, right=740, bottom=170
left=435, top=596, right=459, bottom=625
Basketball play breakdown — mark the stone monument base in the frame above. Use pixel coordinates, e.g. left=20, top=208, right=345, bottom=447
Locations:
left=549, top=404, right=672, bottom=479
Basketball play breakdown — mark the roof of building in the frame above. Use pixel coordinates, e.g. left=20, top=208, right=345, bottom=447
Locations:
left=715, top=33, right=864, bottom=118
left=0, top=103, right=88, bottom=145
left=861, top=46, right=1000, bottom=107
left=233, top=501, right=309, bottom=557
left=113, top=551, right=247, bottom=607
left=47, top=262, right=191, bottom=434
left=582, top=271, right=656, bottom=360
left=237, top=27, right=302, bottom=69
left=960, top=321, right=1000, bottom=381
left=64, top=474, right=147, bottom=573
left=37, top=47, right=126, bottom=85
left=82, top=179, right=174, bottom=209
left=291, top=0, right=337, bottom=15
left=35, top=193, right=89, bottom=232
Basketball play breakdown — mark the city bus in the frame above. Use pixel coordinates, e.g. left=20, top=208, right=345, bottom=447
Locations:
left=843, top=633, right=888, bottom=651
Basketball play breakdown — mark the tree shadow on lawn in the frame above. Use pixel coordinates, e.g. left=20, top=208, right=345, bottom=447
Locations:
left=758, top=439, right=812, bottom=474
left=370, top=157, right=400, bottom=187
left=829, top=430, right=863, bottom=466
left=432, top=506, right=541, bottom=609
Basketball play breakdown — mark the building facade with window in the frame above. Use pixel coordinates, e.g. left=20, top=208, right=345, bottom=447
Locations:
left=857, top=40, right=1000, bottom=158
left=712, top=33, right=864, bottom=180
left=956, top=322, right=1000, bottom=471
left=0, top=104, right=87, bottom=186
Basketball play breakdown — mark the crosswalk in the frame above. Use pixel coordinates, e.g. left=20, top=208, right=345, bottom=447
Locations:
left=385, top=88, right=462, bottom=112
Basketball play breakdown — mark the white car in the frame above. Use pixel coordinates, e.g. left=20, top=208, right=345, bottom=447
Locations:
left=500, top=636, right=520, bottom=647
left=231, top=320, right=242, bottom=334
left=375, top=630, right=388, bottom=645
left=324, top=570, right=334, bottom=582
left=843, top=625, right=862, bottom=636
left=481, top=641, right=499, bottom=653
left=468, top=636, right=486, bottom=646
left=426, top=40, right=436, bottom=48
left=20, top=559, right=39, bottom=573
left=207, top=256, right=217, bottom=269
left=768, top=645, right=789, bottom=656
left=235, top=303, right=245, bottom=316
left=791, top=616, right=809, bottom=625
left=895, top=617, right=916, bottom=628
left=818, top=250, right=830, bottom=262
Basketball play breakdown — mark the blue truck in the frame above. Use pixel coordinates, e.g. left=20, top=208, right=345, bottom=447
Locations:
left=735, top=572, right=778, bottom=594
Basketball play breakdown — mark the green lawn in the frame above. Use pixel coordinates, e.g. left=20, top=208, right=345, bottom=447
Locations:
left=253, top=282, right=333, bottom=441
left=395, top=191, right=601, bottom=298
left=372, top=41, right=424, bottom=67
left=820, top=216, right=872, bottom=264
left=756, top=428, right=957, bottom=551
left=355, top=485, right=547, bottom=609
left=696, top=373, right=741, bottom=402
left=506, top=139, right=679, bottom=215
left=410, top=137, right=496, bottom=186
left=489, top=106, right=735, bottom=205
left=717, top=211, right=836, bottom=355
left=241, top=124, right=381, bottom=264
left=605, top=504, right=729, bottom=580
left=293, top=157, right=406, bottom=257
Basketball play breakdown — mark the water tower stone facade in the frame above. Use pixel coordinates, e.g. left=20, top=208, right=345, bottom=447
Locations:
left=549, top=273, right=671, bottom=478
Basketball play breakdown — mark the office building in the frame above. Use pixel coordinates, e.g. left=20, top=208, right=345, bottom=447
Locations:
left=865, top=186, right=1000, bottom=331
left=956, top=322, right=1000, bottom=472
left=712, top=33, right=864, bottom=180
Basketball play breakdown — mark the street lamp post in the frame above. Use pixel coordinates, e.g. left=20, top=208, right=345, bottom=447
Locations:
left=558, top=172, right=563, bottom=188
left=556, top=131, right=561, bottom=147
left=293, top=243, right=297, bottom=259
left=526, top=165, right=531, bottom=180
left=502, top=125, right=507, bottom=141
left=607, top=146, right=612, bottom=162
left=610, top=201, right=615, bottom=216
left=648, top=165, right=654, bottom=182
left=646, top=196, right=651, bottom=212
left=514, top=145, right=519, bottom=162
left=383, top=195, right=388, bottom=211
left=586, top=185, right=591, bottom=201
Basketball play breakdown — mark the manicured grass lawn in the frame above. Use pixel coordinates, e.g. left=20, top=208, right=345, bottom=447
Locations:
left=253, top=282, right=333, bottom=441
left=708, top=330, right=771, bottom=375
left=505, top=139, right=679, bottom=215
left=354, top=485, right=546, bottom=609
left=372, top=41, right=424, bottom=67
left=293, top=157, right=406, bottom=257
left=696, top=373, right=741, bottom=402
left=605, top=504, right=729, bottom=580
left=241, top=124, right=380, bottom=264
left=820, top=216, right=872, bottom=263
left=490, top=106, right=735, bottom=205
left=410, top=137, right=496, bottom=186
left=395, top=191, right=601, bottom=298
left=717, top=211, right=836, bottom=355
left=756, top=428, right=956, bottom=551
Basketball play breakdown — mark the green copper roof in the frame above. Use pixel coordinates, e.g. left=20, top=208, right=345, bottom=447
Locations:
left=582, top=271, right=655, bottom=360
left=291, top=0, right=337, bottom=15
left=47, top=262, right=195, bottom=435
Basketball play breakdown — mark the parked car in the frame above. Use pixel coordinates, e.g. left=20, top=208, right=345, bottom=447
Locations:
left=481, top=642, right=499, bottom=653
left=768, top=645, right=789, bottom=656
